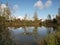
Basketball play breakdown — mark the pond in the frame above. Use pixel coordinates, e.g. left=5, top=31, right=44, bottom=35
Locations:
left=9, top=26, right=56, bottom=45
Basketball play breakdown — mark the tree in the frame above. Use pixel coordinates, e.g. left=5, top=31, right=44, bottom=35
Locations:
left=0, top=2, right=11, bottom=20
left=24, top=13, right=27, bottom=20
left=58, top=8, right=60, bottom=15
left=0, top=16, right=13, bottom=45
left=0, top=2, right=1, bottom=14
left=4, top=2, right=11, bottom=20
left=33, top=11, right=38, bottom=21
left=56, top=15, right=60, bottom=24
left=47, top=14, right=51, bottom=20
left=53, top=18, right=57, bottom=23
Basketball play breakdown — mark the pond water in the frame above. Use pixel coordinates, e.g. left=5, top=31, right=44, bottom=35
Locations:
left=9, top=26, right=56, bottom=45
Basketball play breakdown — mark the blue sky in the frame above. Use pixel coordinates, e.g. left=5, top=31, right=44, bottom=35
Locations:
left=0, top=0, right=60, bottom=20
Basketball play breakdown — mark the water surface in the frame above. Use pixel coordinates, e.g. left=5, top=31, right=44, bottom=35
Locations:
left=9, top=26, right=56, bottom=45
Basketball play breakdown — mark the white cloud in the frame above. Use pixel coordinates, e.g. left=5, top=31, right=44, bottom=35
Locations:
left=16, top=16, right=24, bottom=20
left=1, top=4, right=7, bottom=8
left=34, top=0, right=44, bottom=9
left=1, top=4, right=7, bottom=13
left=34, top=0, right=52, bottom=10
left=16, top=15, right=31, bottom=20
left=45, top=0, right=52, bottom=8
left=13, top=4, right=19, bottom=11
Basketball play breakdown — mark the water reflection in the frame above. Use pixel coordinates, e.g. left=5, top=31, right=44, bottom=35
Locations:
left=9, top=26, right=57, bottom=45
left=46, top=27, right=56, bottom=34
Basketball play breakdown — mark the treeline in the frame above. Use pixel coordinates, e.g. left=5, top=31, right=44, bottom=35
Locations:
left=42, top=9, right=60, bottom=27
left=0, top=2, right=60, bottom=27
left=0, top=2, right=42, bottom=27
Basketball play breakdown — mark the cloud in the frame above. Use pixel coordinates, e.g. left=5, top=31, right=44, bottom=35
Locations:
left=45, top=0, right=52, bottom=8
left=34, top=0, right=44, bottom=9
left=16, top=16, right=24, bottom=20
left=13, top=4, right=19, bottom=11
left=1, top=4, right=7, bottom=13
left=1, top=4, right=7, bottom=8
left=34, top=0, right=52, bottom=10
left=16, top=15, right=31, bottom=20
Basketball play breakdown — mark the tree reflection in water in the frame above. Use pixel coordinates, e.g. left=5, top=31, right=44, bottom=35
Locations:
left=22, top=26, right=38, bottom=45
left=7, top=26, right=60, bottom=45
left=22, top=26, right=45, bottom=45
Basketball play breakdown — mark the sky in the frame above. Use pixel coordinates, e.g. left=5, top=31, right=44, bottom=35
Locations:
left=0, top=0, right=60, bottom=20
